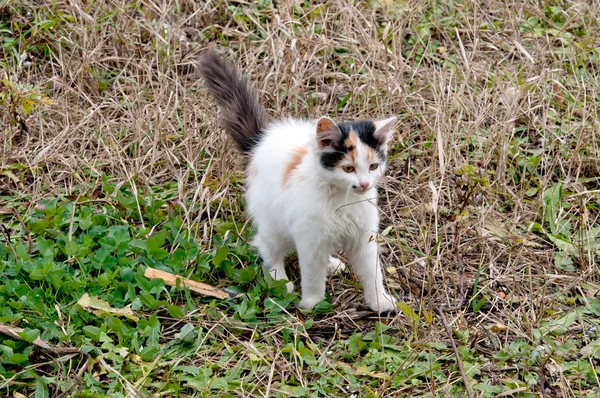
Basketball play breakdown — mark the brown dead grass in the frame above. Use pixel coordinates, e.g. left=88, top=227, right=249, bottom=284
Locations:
left=2, top=0, right=600, bottom=396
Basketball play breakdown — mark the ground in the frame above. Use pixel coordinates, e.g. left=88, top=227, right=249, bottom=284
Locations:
left=1, top=0, right=600, bottom=397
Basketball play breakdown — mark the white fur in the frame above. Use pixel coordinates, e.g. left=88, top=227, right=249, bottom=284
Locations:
left=247, top=118, right=397, bottom=313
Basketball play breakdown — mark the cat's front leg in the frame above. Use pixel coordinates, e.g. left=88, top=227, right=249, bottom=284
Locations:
left=295, top=239, right=330, bottom=310
left=345, top=232, right=397, bottom=313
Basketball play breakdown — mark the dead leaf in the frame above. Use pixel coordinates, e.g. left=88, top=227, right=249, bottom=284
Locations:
left=378, top=0, right=395, bottom=7
left=478, top=218, right=541, bottom=247
left=398, top=203, right=435, bottom=218
left=478, top=218, right=510, bottom=238
left=335, top=361, right=389, bottom=379
left=0, top=323, right=79, bottom=354
left=144, top=267, right=230, bottom=299
left=1, top=170, right=19, bottom=184
left=490, top=323, right=507, bottom=333
left=77, top=293, right=139, bottom=321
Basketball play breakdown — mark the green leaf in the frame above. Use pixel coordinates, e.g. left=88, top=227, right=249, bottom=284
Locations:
left=589, top=299, right=600, bottom=317
left=214, top=221, right=236, bottom=236
left=78, top=213, right=93, bottom=230
left=37, top=237, right=55, bottom=259
left=175, top=324, right=197, bottom=343
left=140, top=345, right=161, bottom=362
left=149, top=248, right=169, bottom=261
left=473, top=383, right=505, bottom=396
left=64, top=240, right=79, bottom=257
left=9, top=353, right=29, bottom=365
left=525, top=187, right=538, bottom=197
left=209, top=378, right=228, bottom=390
left=527, top=222, right=546, bottom=234
left=129, top=239, right=147, bottom=254
left=543, top=309, right=579, bottom=336
left=146, top=230, right=168, bottom=252
left=542, top=182, right=563, bottom=235
left=472, top=296, right=488, bottom=313
left=336, top=93, right=351, bottom=111
left=397, top=301, right=419, bottom=324
left=101, top=175, right=115, bottom=194
left=17, top=328, right=40, bottom=343
left=139, top=292, right=161, bottom=309
left=234, top=299, right=259, bottom=321
left=166, top=304, right=185, bottom=318
left=212, top=246, right=229, bottom=266
left=97, top=272, right=115, bottom=287
left=29, top=218, right=50, bottom=234
left=554, top=251, right=574, bottom=271
left=82, top=326, right=101, bottom=341
left=314, top=300, right=334, bottom=314
left=105, top=225, right=130, bottom=251
left=547, top=234, right=575, bottom=253
left=581, top=338, right=600, bottom=358
left=35, top=378, right=49, bottom=398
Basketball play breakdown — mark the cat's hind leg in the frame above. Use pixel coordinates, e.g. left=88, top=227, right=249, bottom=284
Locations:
left=252, top=233, right=294, bottom=292
left=295, top=240, right=331, bottom=310
left=327, top=256, right=346, bottom=275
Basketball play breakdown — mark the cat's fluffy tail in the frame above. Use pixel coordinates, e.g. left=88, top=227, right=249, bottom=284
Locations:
left=197, top=51, right=267, bottom=153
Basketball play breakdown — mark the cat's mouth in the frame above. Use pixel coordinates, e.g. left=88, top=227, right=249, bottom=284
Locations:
left=352, top=185, right=370, bottom=193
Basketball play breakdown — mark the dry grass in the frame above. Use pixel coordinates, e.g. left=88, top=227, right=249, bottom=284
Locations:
left=2, top=0, right=600, bottom=396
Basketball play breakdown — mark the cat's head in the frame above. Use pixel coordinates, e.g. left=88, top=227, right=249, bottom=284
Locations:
left=316, top=116, right=397, bottom=194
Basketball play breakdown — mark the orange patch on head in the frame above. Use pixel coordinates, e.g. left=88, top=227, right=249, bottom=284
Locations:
left=344, top=131, right=359, bottom=161
left=364, top=145, right=377, bottom=163
left=282, top=147, right=308, bottom=188
left=344, top=131, right=358, bottom=148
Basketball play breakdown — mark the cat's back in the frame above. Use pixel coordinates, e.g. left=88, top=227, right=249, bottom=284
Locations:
left=260, top=118, right=314, bottom=151
left=250, top=118, right=315, bottom=176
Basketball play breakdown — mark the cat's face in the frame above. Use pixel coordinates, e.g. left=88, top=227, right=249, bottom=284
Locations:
left=316, top=117, right=397, bottom=194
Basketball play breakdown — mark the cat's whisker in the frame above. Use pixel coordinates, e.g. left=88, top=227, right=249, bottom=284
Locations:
left=344, top=184, right=353, bottom=202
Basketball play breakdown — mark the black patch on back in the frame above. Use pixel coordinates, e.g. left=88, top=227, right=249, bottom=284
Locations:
left=319, top=120, right=386, bottom=169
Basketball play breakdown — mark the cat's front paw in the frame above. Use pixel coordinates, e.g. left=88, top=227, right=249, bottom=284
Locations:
left=366, top=292, right=397, bottom=313
left=297, top=296, right=322, bottom=310
left=285, top=281, right=294, bottom=293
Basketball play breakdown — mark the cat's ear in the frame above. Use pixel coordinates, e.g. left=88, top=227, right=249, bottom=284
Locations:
left=316, top=117, right=342, bottom=150
left=373, top=117, right=397, bottom=144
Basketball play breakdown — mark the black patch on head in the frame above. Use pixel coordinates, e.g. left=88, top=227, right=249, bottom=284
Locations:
left=339, top=121, right=377, bottom=148
left=319, top=120, right=387, bottom=169
left=320, top=147, right=347, bottom=169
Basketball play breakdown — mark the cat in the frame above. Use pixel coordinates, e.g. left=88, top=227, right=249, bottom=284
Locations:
left=197, top=51, right=398, bottom=313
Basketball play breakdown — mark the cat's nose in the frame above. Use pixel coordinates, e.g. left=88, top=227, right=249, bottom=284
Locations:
left=359, top=182, right=369, bottom=190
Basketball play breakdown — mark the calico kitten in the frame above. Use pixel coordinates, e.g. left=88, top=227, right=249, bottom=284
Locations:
left=197, top=52, right=397, bottom=313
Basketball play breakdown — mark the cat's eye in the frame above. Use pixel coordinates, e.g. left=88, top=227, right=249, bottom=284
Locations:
left=341, top=165, right=355, bottom=173
left=369, top=163, right=379, bottom=171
